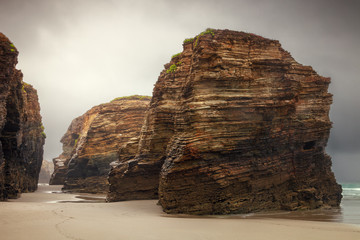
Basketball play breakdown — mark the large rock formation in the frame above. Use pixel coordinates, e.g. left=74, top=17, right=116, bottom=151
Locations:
left=0, top=33, right=45, bottom=200
left=107, top=29, right=342, bottom=214
left=49, top=113, right=88, bottom=185
left=38, top=160, right=53, bottom=183
left=50, top=96, right=150, bottom=193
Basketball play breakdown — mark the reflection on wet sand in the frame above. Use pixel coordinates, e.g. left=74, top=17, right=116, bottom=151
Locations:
left=40, top=184, right=360, bottom=225
left=55, top=195, right=106, bottom=203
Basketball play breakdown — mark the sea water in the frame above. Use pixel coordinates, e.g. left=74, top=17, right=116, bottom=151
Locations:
left=342, top=183, right=360, bottom=199
left=340, top=182, right=360, bottom=225
left=241, top=183, right=360, bottom=225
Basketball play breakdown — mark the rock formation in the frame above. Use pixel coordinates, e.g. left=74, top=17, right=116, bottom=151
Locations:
left=0, top=33, right=45, bottom=200
left=50, top=96, right=150, bottom=193
left=107, top=29, right=342, bottom=214
left=38, top=160, right=53, bottom=183
left=49, top=114, right=86, bottom=185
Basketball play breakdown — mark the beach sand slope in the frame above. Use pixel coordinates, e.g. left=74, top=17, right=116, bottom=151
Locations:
left=0, top=186, right=359, bottom=240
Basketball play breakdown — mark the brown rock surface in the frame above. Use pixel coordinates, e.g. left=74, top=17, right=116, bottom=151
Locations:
left=50, top=96, right=150, bottom=193
left=49, top=113, right=85, bottom=185
left=0, top=33, right=45, bottom=200
left=107, top=29, right=342, bottom=214
left=49, top=109, right=91, bottom=185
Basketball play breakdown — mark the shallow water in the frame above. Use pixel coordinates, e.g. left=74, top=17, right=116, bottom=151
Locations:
left=37, top=183, right=360, bottom=225
left=164, top=183, right=360, bottom=225
left=37, top=183, right=106, bottom=203
left=55, top=195, right=106, bottom=203
left=340, top=183, right=360, bottom=225
left=239, top=183, right=360, bottom=225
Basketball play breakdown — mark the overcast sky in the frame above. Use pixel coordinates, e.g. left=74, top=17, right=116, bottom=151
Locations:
left=0, top=0, right=359, bottom=182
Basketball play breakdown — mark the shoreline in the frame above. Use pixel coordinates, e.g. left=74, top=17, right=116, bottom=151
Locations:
left=37, top=184, right=358, bottom=225
left=0, top=185, right=359, bottom=240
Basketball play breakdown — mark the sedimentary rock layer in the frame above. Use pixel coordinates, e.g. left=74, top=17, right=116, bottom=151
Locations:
left=107, top=29, right=342, bottom=214
left=0, top=33, right=45, bottom=200
left=49, top=113, right=86, bottom=185
left=50, top=96, right=150, bottom=193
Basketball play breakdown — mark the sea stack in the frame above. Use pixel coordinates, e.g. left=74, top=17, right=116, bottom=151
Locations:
left=50, top=96, right=150, bottom=193
left=0, top=33, right=45, bottom=200
left=107, top=29, right=342, bottom=214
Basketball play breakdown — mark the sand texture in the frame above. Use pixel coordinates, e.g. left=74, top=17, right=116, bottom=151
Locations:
left=0, top=185, right=359, bottom=240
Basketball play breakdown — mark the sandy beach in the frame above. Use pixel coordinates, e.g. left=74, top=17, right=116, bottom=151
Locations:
left=0, top=185, right=359, bottom=240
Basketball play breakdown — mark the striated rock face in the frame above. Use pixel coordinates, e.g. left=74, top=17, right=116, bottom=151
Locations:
left=50, top=96, right=150, bottom=193
left=49, top=113, right=86, bottom=185
left=107, top=29, right=342, bottom=214
left=0, top=33, right=45, bottom=200
left=38, top=160, right=53, bottom=183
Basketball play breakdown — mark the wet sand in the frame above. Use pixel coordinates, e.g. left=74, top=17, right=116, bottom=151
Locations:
left=0, top=185, right=359, bottom=240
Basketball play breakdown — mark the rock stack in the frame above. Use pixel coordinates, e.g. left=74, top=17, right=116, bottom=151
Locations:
left=0, top=33, right=45, bottom=200
left=50, top=96, right=150, bottom=193
left=107, top=29, right=342, bottom=214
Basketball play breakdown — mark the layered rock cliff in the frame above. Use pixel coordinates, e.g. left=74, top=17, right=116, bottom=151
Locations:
left=0, top=33, right=45, bottom=200
left=50, top=96, right=150, bottom=193
left=107, top=29, right=342, bottom=214
left=49, top=111, right=89, bottom=185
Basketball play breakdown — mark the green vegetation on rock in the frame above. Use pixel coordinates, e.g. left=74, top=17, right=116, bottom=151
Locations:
left=9, top=43, right=16, bottom=52
left=165, top=29, right=215, bottom=74
left=21, top=83, right=29, bottom=93
left=40, top=125, right=46, bottom=138
left=111, top=95, right=151, bottom=102
left=171, top=53, right=181, bottom=59
left=202, top=28, right=215, bottom=37
left=166, top=64, right=177, bottom=73
left=194, top=28, right=215, bottom=47
left=183, top=38, right=194, bottom=44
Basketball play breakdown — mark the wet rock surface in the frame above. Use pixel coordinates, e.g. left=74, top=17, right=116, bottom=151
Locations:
left=0, top=33, right=45, bottom=200
left=107, top=29, right=342, bottom=214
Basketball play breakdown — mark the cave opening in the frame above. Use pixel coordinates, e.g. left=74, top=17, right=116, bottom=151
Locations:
left=303, top=140, right=316, bottom=150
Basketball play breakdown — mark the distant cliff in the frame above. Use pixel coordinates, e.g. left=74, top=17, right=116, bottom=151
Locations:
left=38, top=160, right=53, bottom=183
left=50, top=96, right=150, bottom=193
left=107, top=29, right=342, bottom=214
left=0, top=33, right=45, bottom=200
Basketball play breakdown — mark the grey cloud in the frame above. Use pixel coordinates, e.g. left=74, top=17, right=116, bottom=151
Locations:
left=0, top=0, right=359, bottom=181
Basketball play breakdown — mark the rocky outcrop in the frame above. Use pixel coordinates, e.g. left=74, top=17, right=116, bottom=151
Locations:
left=107, top=29, right=342, bottom=214
left=0, top=33, right=45, bottom=200
left=38, top=160, right=53, bottom=183
left=50, top=96, right=150, bottom=193
left=49, top=113, right=86, bottom=185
